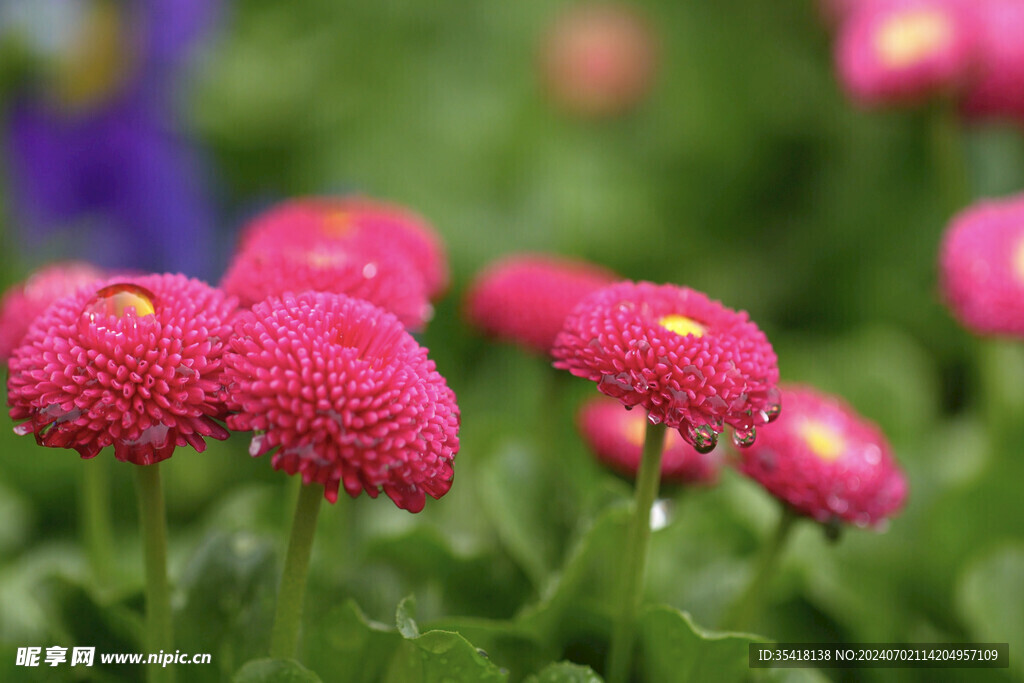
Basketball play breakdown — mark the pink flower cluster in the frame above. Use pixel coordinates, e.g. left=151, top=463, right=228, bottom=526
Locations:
left=735, top=385, right=907, bottom=527
left=553, top=281, right=780, bottom=453
left=223, top=292, right=460, bottom=512
left=833, top=0, right=1024, bottom=119
left=222, top=197, right=449, bottom=330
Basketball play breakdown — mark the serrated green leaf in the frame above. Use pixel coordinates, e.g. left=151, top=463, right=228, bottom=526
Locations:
left=638, top=605, right=766, bottom=683
left=233, top=658, right=322, bottom=683
left=524, top=661, right=604, bottom=683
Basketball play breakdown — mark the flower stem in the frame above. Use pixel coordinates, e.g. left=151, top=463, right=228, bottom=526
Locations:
left=133, top=464, right=174, bottom=683
left=721, top=506, right=799, bottom=633
left=606, top=419, right=666, bottom=683
left=269, top=482, right=323, bottom=660
left=81, top=457, right=115, bottom=587
left=930, top=100, right=970, bottom=217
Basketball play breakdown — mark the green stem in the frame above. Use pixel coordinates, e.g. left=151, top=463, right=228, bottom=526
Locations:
left=978, top=339, right=1024, bottom=460
left=929, top=101, right=970, bottom=216
left=606, top=419, right=666, bottom=683
left=82, top=457, right=115, bottom=587
left=269, top=482, right=324, bottom=660
left=721, top=507, right=799, bottom=633
left=133, top=464, right=174, bottom=683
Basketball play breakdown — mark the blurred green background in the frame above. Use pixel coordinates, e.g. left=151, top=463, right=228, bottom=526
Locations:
left=1, top=1, right=1023, bottom=681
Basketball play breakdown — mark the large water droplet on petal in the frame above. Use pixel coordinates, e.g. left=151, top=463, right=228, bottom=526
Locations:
left=83, top=283, right=156, bottom=332
left=732, top=426, right=757, bottom=448
left=687, top=423, right=718, bottom=454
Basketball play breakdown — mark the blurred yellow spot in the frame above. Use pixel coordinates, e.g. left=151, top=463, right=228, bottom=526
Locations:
left=1013, top=236, right=1024, bottom=284
left=624, top=414, right=678, bottom=448
left=54, top=0, right=131, bottom=110
left=658, top=314, right=706, bottom=338
left=799, top=420, right=845, bottom=462
left=322, top=210, right=353, bottom=237
left=875, top=9, right=952, bottom=68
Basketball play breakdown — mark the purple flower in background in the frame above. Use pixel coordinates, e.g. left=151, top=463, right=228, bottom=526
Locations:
left=2, top=0, right=220, bottom=278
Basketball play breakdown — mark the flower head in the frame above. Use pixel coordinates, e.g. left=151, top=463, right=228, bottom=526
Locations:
left=465, top=254, right=618, bottom=354
left=7, top=273, right=236, bottom=464
left=236, top=196, right=450, bottom=299
left=961, top=0, right=1024, bottom=122
left=939, top=193, right=1024, bottom=336
left=552, top=281, right=780, bottom=453
left=734, top=385, right=907, bottom=528
left=578, top=396, right=721, bottom=485
left=541, top=3, right=658, bottom=117
left=221, top=240, right=430, bottom=331
left=0, top=261, right=106, bottom=362
left=223, top=292, right=460, bottom=512
left=835, top=0, right=976, bottom=105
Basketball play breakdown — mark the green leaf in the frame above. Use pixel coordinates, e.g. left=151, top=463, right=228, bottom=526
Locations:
left=524, top=661, right=604, bottom=683
left=396, top=596, right=421, bottom=639
left=175, top=530, right=279, bottom=681
left=233, top=658, right=323, bottom=683
left=638, top=605, right=766, bottom=683
left=304, top=601, right=401, bottom=683
left=957, top=543, right=1024, bottom=677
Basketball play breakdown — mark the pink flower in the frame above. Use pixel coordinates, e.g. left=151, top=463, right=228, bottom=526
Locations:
left=236, top=196, right=450, bottom=299
left=552, top=281, right=780, bottom=453
left=7, top=274, right=236, bottom=465
left=578, top=396, right=721, bottom=485
left=223, top=291, right=460, bottom=512
left=0, top=261, right=106, bottom=362
left=961, top=0, right=1024, bottom=122
left=836, top=0, right=977, bottom=105
left=221, top=240, right=430, bottom=331
left=734, top=385, right=907, bottom=528
left=540, top=3, right=658, bottom=117
left=939, top=193, right=1024, bottom=336
left=465, top=254, right=619, bottom=355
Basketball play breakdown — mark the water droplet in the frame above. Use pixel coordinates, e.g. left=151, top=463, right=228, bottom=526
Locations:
left=647, top=412, right=662, bottom=425
left=863, top=445, right=882, bottom=465
left=680, top=364, right=705, bottom=383
left=827, top=494, right=849, bottom=514
left=732, top=427, right=757, bottom=448
left=362, top=262, right=378, bottom=279
left=649, top=498, right=674, bottom=531
left=13, top=423, right=32, bottom=436
left=249, top=432, right=267, bottom=457
left=687, top=423, right=718, bottom=454
left=82, top=283, right=156, bottom=332
left=764, top=401, right=782, bottom=422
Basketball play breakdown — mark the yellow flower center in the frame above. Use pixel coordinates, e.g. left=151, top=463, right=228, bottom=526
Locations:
left=322, top=210, right=353, bottom=237
left=799, top=420, right=845, bottom=462
left=658, top=314, right=706, bottom=338
left=1013, top=235, right=1024, bottom=285
left=53, top=0, right=132, bottom=110
left=874, top=9, right=952, bottom=69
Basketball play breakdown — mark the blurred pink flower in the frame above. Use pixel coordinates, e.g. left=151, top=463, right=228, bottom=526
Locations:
left=939, top=192, right=1024, bottom=336
left=224, top=292, right=460, bottom=512
left=961, top=0, right=1024, bottom=122
left=465, top=253, right=618, bottom=355
left=578, top=396, right=721, bottom=485
left=735, top=385, right=907, bottom=528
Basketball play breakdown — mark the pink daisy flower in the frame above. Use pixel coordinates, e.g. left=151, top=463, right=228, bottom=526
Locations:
left=734, top=385, right=907, bottom=528
left=465, top=254, right=619, bottom=355
left=552, top=281, right=780, bottom=453
left=961, top=0, right=1024, bottom=122
left=540, top=3, right=658, bottom=117
left=236, top=196, right=450, bottom=299
left=835, top=0, right=977, bottom=105
left=578, top=396, right=721, bottom=485
left=223, top=291, right=460, bottom=513
left=220, top=240, right=430, bottom=331
left=0, top=261, right=106, bottom=362
left=939, top=193, right=1024, bottom=336
left=7, top=274, right=237, bottom=465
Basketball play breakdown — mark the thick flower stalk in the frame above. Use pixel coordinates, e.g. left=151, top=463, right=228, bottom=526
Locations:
left=0, top=260, right=105, bottom=362
left=578, top=395, right=720, bottom=486
left=465, top=253, right=618, bottom=355
left=553, top=280, right=780, bottom=453
left=835, top=0, right=977, bottom=106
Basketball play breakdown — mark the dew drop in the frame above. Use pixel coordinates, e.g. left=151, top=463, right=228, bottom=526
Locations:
left=764, top=401, right=782, bottom=423
left=13, top=423, right=33, bottom=436
left=649, top=498, right=674, bottom=531
left=687, top=423, right=718, bottom=454
left=83, top=283, right=156, bottom=332
left=361, top=262, right=378, bottom=279
left=732, top=426, right=757, bottom=448
left=249, top=432, right=266, bottom=457
left=647, top=412, right=662, bottom=425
